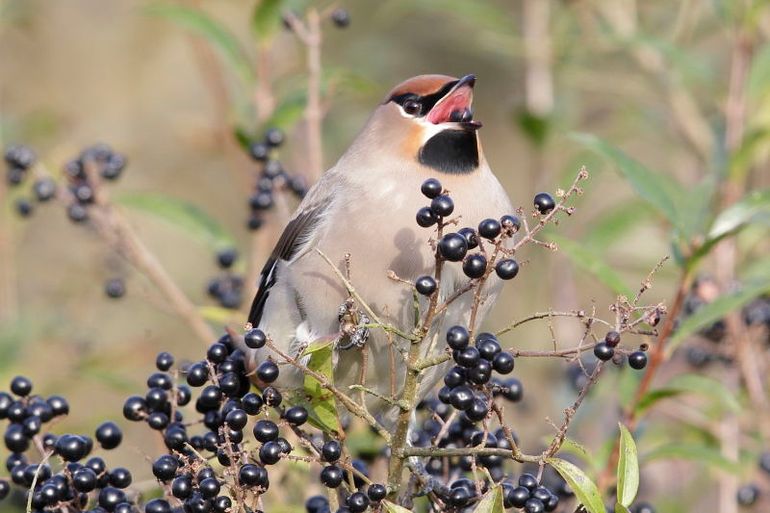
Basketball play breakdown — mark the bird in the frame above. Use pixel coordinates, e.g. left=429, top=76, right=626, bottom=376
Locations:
left=244, top=74, right=513, bottom=427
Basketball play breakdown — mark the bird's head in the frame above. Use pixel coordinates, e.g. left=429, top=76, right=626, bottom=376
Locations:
left=360, top=74, right=483, bottom=175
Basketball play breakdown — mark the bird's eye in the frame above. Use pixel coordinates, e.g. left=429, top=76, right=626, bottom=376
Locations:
left=403, top=100, right=421, bottom=116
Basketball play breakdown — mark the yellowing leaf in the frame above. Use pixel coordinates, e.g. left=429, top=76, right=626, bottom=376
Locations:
left=616, top=424, right=639, bottom=507
left=547, top=458, right=606, bottom=513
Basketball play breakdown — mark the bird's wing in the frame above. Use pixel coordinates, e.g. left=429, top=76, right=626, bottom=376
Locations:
left=247, top=187, right=333, bottom=327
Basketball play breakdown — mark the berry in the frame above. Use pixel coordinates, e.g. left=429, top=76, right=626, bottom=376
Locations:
left=98, top=487, right=126, bottom=511
left=593, top=342, right=614, bottom=361
left=446, top=325, right=470, bottom=350
left=244, top=328, right=266, bottom=349
left=259, top=441, right=283, bottom=465
left=322, top=440, right=342, bottom=462
left=478, top=218, right=502, bottom=239
left=495, top=259, right=520, bottom=280
left=238, top=464, right=268, bottom=488
left=320, top=465, right=344, bottom=488
left=534, top=192, right=556, bottom=214
left=347, top=492, right=370, bottom=513
left=55, top=434, right=88, bottom=461
left=152, top=455, right=178, bottom=481
left=760, top=451, right=770, bottom=474
left=216, top=248, right=237, bottom=269
left=477, top=336, right=501, bottom=360
left=465, top=398, right=489, bottom=421
left=5, top=144, right=36, bottom=169
left=0, top=480, right=8, bottom=501
left=225, top=409, right=248, bottom=430
left=15, top=198, right=33, bottom=217
left=454, top=346, right=480, bottom=368
left=242, top=392, right=263, bottom=415
left=10, top=376, right=32, bottom=396
left=186, top=362, right=209, bottom=387
left=500, top=214, right=521, bottom=233
left=415, top=275, right=437, bottom=296
left=109, top=467, right=132, bottom=488
left=519, top=473, right=538, bottom=490
left=105, top=278, right=125, bottom=299
left=458, top=227, right=479, bottom=249
left=262, top=386, right=282, bottom=407
left=95, top=421, right=123, bottom=450
left=284, top=406, right=308, bottom=426
left=493, top=352, right=515, bottom=374
left=438, top=233, right=468, bottom=262
left=444, top=366, right=466, bottom=388
left=505, top=485, right=530, bottom=508
left=145, top=499, right=172, bottom=513
left=605, top=330, right=621, bottom=347
left=421, top=178, right=442, bottom=198
left=462, top=254, right=487, bottom=279
left=213, top=496, right=232, bottom=513
left=249, top=142, right=269, bottom=161
left=415, top=207, right=438, bottom=227
left=331, top=8, right=350, bottom=27
left=628, top=351, right=648, bottom=370
left=199, top=477, right=221, bottom=498
left=449, top=386, right=474, bottom=411
left=368, top=484, right=387, bottom=502
left=525, top=498, right=545, bottom=513
left=430, top=195, right=454, bottom=217
left=257, top=360, right=280, bottom=383
left=466, top=360, right=492, bottom=385
left=253, top=419, right=279, bottom=443
left=265, top=128, right=284, bottom=147
left=207, top=343, right=228, bottom=363
left=122, top=395, right=146, bottom=421
left=156, top=352, right=174, bottom=371
left=737, top=484, right=759, bottom=506
left=67, top=203, right=88, bottom=223
left=447, top=486, right=471, bottom=507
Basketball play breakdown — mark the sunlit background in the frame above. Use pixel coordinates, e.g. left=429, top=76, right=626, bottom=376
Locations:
left=2, top=1, right=770, bottom=512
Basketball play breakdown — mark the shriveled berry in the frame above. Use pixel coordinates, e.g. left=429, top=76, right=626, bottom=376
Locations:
left=421, top=178, right=442, bottom=198
left=415, top=275, right=437, bottom=296
left=262, top=386, right=282, bottom=407
left=500, top=214, right=521, bottom=233
left=605, top=330, right=621, bottom=347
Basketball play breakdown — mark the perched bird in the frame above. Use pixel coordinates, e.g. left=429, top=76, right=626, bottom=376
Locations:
left=245, top=74, right=513, bottom=425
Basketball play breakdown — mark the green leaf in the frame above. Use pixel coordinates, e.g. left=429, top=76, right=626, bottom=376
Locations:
left=583, top=200, right=652, bottom=249
left=638, top=374, right=741, bottom=415
left=198, top=306, right=241, bottom=325
left=643, top=443, right=740, bottom=473
left=382, top=502, right=412, bottom=513
left=572, top=133, right=686, bottom=235
left=251, top=0, right=284, bottom=41
left=748, top=43, right=770, bottom=99
left=116, top=192, right=234, bottom=250
left=546, top=458, right=606, bottom=513
left=615, top=504, right=632, bottom=513
left=261, top=90, right=307, bottom=132
left=707, top=189, right=770, bottom=241
left=473, top=485, right=504, bottom=513
left=549, top=234, right=634, bottom=297
left=668, top=279, right=770, bottom=351
left=301, top=337, right=341, bottom=434
left=557, top=437, right=594, bottom=467
left=146, top=3, right=254, bottom=85
left=616, top=424, right=639, bottom=507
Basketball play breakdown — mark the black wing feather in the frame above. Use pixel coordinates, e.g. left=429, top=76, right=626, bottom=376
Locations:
left=247, top=206, right=324, bottom=327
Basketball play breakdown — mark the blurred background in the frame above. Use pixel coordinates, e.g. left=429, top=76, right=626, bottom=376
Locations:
left=1, top=1, right=770, bottom=512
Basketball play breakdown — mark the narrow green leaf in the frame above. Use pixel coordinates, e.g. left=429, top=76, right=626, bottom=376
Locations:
left=302, top=338, right=341, bottom=434
left=261, top=90, right=307, bottom=132
left=643, top=443, right=740, bottom=473
left=546, top=458, right=606, bottom=513
left=549, top=234, right=634, bottom=297
left=668, top=279, right=770, bottom=351
left=251, top=0, right=284, bottom=41
left=117, top=192, right=234, bottom=250
left=557, top=437, right=593, bottom=467
left=382, top=502, right=412, bottom=513
left=616, top=424, right=639, bottom=507
left=472, top=485, right=504, bottom=513
left=707, top=189, right=770, bottom=241
left=146, top=3, right=254, bottom=85
left=615, top=504, right=632, bottom=513
left=638, top=374, right=740, bottom=415
left=572, top=133, right=685, bottom=235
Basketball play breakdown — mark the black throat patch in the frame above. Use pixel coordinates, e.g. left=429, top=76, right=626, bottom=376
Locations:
left=418, top=129, right=479, bottom=174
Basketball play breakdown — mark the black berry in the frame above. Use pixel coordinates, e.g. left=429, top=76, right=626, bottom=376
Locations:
left=495, top=259, right=519, bottom=280
left=593, top=342, right=614, bottom=361
left=415, top=275, right=437, bottom=296
left=430, top=195, right=454, bottom=217
left=534, top=192, right=556, bottom=214
left=421, top=178, right=442, bottom=199
left=628, top=351, right=648, bottom=370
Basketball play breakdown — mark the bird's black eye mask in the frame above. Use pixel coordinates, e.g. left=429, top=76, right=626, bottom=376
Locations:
left=387, top=80, right=459, bottom=117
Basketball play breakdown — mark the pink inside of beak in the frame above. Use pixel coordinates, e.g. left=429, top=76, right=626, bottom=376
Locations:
left=426, top=85, right=473, bottom=124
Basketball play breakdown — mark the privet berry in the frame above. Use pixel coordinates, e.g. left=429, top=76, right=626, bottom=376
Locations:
left=495, top=259, right=520, bottom=280
left=534, top=192, right=556, bottom=214
left=320, top=465, right=344, bottom=488
left=430, top=194, right=454, bottom=217
left=415, top=275, right=437, bottom=296
left=244, top=328, right=266, bottom=349
left=462, top=254, right=487, bottom=279
left=628, top=351, right=648, bottom=370
left=438, top=233, right=468, bottom=262
left=421, top=178, right=442, bottom=198
left=415, top=206, right=438, bottom=228
left=593, top=342, right=614, bottom=361
left=446, top=325, right=470, bottom=350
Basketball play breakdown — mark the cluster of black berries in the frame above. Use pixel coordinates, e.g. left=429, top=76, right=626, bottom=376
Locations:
left=315, top=438, right=386, bottom=511
left=61, top=143, right=126, bottom=224
left=432, top=327, right=520, bottom=424
left=206, top=248, right=245, bottom=309
left=4, top=144, right=56, bottom=218
left=592, top=330, right=648, bottom=370
left=0, top=375, right=132, bottom=512
left=414, top=178, right=522, bottom=296
left=246, top=128, right=306, bottom=231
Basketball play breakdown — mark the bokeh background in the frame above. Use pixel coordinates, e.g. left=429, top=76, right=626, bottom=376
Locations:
left=1, top=1, right=770, bottom=512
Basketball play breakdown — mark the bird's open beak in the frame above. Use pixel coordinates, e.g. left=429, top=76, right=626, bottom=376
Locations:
left=426, top=74, right=482, bottom=129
